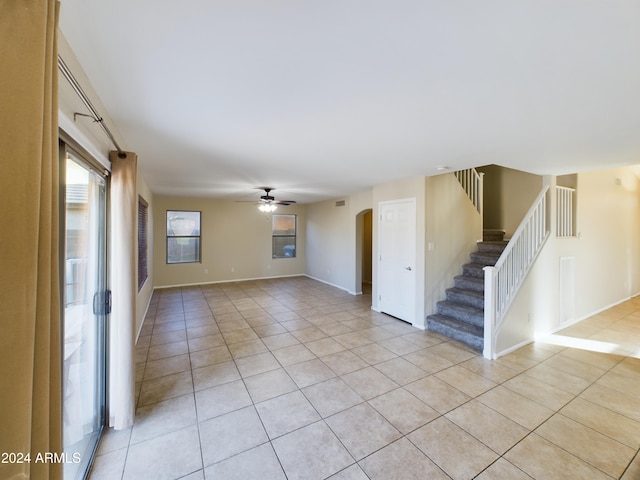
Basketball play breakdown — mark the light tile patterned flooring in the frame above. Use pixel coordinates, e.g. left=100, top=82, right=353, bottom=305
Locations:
left=89, top=277, right=640, bottom=480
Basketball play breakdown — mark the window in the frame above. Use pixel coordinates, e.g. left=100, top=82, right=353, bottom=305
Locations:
left=167, top=210, right=201, bottom=263
left=138, top=197, right=148, bottom=289
left=272, top=214, right=296, bottom=258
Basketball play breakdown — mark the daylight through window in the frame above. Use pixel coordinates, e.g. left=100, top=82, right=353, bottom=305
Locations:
left=166, top=210, right=201, bottom=263
left=272, top=214, right=296, bottom=258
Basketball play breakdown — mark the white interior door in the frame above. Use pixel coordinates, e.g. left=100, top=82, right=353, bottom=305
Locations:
left=378, top=198, right=416, bottom=323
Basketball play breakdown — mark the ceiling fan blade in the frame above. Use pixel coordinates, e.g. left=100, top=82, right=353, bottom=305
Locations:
left=274, top=200, right=296, bottom=205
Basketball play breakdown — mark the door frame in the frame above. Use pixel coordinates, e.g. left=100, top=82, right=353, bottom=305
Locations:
left=59, top=131, right=109, bottom=480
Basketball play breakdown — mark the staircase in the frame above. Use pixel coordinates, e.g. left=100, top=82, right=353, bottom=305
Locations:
left=426, top=230, right=508, bottom=351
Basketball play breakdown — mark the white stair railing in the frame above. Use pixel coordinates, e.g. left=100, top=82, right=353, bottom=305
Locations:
left=454, top=168, right=484, bottom=214
left=483, top=186, right=550, bottom=359
left=556, top=186, right=576, bottom=238
left=454, top=168, right=484, bottom=238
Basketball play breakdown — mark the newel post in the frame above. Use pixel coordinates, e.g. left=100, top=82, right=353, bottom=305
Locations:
left=483, top=265, right=496, bottom=360
left=478, top=172, right=484, bottom=240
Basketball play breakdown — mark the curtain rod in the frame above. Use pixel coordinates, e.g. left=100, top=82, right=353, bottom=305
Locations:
left=57, top=55, right=126, bottom=158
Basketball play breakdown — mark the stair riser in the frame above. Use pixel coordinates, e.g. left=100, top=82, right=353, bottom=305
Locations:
left=454, top=276, right=484, bottom=292
left=446, top=290, right=484, bottom=309
left=470, top=252, right=500, bottom=266
left=427, top=318, right=483, bottom=351
left=462, top=264, right=485, bottom=278
left=476, top=242, right=508, bottom=254
left=483, top=230, right=505, bottom=242
left=436, top=302, right=483, bottom=328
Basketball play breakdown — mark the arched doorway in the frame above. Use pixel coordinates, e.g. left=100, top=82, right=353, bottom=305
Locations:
left=355, top=209, right=373, bottom=295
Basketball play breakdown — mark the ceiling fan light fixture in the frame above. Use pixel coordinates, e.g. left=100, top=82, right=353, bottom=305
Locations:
left=258, top=203, right=277, bottom=212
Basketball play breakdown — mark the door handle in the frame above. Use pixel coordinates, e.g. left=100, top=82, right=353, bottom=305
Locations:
left=92, top=290, right=112, bottom=315
left=405, top=266, right=412, bottom=271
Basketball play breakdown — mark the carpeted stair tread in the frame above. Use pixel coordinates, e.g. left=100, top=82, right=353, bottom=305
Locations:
left=454, top=275, right=484, bottom=292
left=436, top=300, right=484, bottom=328
left=426, top=230, right=509, bottom=351
left=462, top=263, right=488, bottom=278
left=476, top=241, right=509, bottom=254
left=426, top=314, right=483, bottom=351
left=470, top=251, right=502, bottom=266
left=445, top=287, right=484, bottom=309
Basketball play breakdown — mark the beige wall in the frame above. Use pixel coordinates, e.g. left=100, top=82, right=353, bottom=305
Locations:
left=424, top=173, right=482, bottom=317
left=306, top=199, right=352, bottom=290
left=479, top=165, right=543, bottom=238
left=306, top=174, right=482, bottom=328
left=574, top=168, right=640, bottom=310
left=305, top=189, right=373, bottom=294
left=496, top=167, right=640, bottom=354
left=372, top=176, right=426, bottom=326
left=153, top=196, right=306, bottom=287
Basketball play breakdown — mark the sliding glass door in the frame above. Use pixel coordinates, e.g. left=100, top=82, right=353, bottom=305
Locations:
left=62, top=146, right=108, bottom=480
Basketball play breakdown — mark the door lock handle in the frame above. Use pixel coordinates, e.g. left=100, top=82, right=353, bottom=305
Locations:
left=92, top=290, right=112, bottom=315
left=405, top=266, right=412, bottom=271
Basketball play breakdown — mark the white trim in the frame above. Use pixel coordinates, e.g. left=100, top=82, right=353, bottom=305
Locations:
left=494, top=293, right=640, bottom=359
left=540, top=294, right=638, bottom=339
left=303, top=274, right=356, bottom=295
left=493, top=338, right=533, bottom=359
left=153, top=274, right=306, bottom=290
left=135, top=294, right=153, bottom=343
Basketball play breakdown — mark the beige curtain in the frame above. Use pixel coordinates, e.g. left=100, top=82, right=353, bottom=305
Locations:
left=0, top=1, right=62, bottom=479
left=108, top=151, right=137, bottom=429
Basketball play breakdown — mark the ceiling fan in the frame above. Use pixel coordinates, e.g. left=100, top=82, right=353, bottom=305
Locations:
left=240, top=187, right=296, bottom=212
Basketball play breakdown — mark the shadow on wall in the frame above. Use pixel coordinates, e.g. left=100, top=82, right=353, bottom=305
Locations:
left=478, top=164, right=543, bottom=238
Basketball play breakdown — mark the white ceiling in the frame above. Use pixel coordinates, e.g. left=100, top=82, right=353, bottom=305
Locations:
left=59, top=0, right=640, bottom=204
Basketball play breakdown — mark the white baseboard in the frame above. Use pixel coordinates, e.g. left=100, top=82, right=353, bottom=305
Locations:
left=153, top=274, right=306, bottom=290
left=303, top=274, right=358, bottom=295
left=494, top=338, right=534, bottom=359
left=136, top=294, right=153, bottom=344
left=495, top=293, right=640, bottom=359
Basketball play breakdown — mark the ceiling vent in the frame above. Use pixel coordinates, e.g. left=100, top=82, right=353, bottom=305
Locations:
left=335, top=200, right=346, bottom=207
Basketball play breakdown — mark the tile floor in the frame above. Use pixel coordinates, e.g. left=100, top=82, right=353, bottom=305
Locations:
left=88, top=277, right=640, bottom=480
